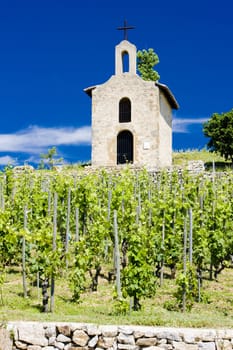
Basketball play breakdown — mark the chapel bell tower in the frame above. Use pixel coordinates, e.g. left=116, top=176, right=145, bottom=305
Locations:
left=84, top=23, right=179, bottom=169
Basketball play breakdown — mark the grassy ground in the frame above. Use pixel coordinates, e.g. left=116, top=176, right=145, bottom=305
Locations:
left=172, top=149, right=232, bottom=170
left=64, top=149, right=232, bottom=171
left=1, top=266, right=233, bottom=328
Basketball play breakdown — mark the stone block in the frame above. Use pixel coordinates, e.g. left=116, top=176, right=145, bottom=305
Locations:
left=215, top=339, right=232, bottom=350
left=117, top=344, right=139, bottom=350
left=0, top=328, right=13, bottom=350
left=97, top=336, right=115, bottom=348
left=70, top=323, right=87, bottom=332
left=156, top=331, right=182, bottom=342
left=18, top=323, right=48, bottom=346
left=14, top=340, right=27, bottom=350
left=56, top=334, right=71, bottom=343
left=198, top=342, right=215, bottom=350
left=136, top=337, right=157, bottom=346
left=118, top=326, right=133, bottom=335
left=118, top=332, right=135, bottom=345
left=87, top=324, right=101, bottom=336
left=172, top=341, right=198, bottom=350
left=141, top=347, right=164, bottom=350
left=99, top=325, right=118, bottom=337
left=45, top=326, right=56, bottom=339
left=201, top=331, right=217, bottom=342
left=88, top=335, right=98, bottom=347
left=73, top=330, right=89, bottom=346
left=54, top=341, right=65, bottom=350
left=49, top=336, right=56, bottom=345
left=57, top=325, right=71, bottom=337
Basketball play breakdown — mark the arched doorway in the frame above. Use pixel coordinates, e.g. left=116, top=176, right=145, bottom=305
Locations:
left=117, top=130, right=133, bottom=164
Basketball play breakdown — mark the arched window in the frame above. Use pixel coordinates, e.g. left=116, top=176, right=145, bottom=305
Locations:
left=122, top=51, right=129, bottom=72
left=117, top=130, right=133, bottom=164
left=119, top=98, right=131, bottom=123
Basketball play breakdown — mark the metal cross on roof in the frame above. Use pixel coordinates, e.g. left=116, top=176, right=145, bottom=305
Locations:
left=117, top=20, right=135, bottom=40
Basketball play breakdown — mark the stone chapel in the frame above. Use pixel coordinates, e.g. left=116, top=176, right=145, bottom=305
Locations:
left=84, top=37, right=179, bottom=169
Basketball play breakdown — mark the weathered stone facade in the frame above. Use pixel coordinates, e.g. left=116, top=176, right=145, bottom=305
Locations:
left=6, top=322, right=233, bottom=350
left=84, top=40, right=178, bottom=170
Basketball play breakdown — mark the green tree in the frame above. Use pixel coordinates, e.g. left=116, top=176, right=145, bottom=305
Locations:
left=137, top=48, right=160, bottom=81
left=203, top=109, right=233, bottom=163
left=39, top=147, right=63, bottom=169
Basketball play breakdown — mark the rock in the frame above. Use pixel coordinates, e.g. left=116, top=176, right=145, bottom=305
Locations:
left=13, top=165, right=34, bottom=173
left=0, top=328, right=13, bottom=350
left=215, top=340, right=232, bottom=350
left=187, top=160, right=205, bottom=173
left=118, top=326, right=133, bottom=335
left=97, top=336, right=116, bottom=348
left=198, top=342, right=215, bottom=350
left=56, top=334, right=71, bottom=343
left=217, top=329, right=233, bottom=340
left=87, top=324, right=101, bottom=336
left=201, top=331, right=216, bottom=342
left=45, top=326, right=56, bottom=339
left=136, top=337, right=157, bottom=346
left=57, top=326, right=71, bottom=337
left=133, top=330, right=145, bottom=339
left=118, top=333, right=135, bottom=345
left=18, top=323, right=48, bottom=346
left=70, top=323, right=87, bottom=333
left=172, top=341, right=198, bottom=349
left=55, top=341, right=65, bottom=350
left=117, top=345, right=139, bottom=350
left=141, top=347, right=164, bottom=350
left=182, top=330, right=200, bottom=343
left=144, top=329, right=158, bottom=338
left=66, top=347, right=88, bottom=350
left=48, top=336, right=56, bottom=345
left=157, top=345, right=173, bottom=350
left=73, top=329, right=89, bottom=346
left=156, top=331, right=182, bottom=342
left=27, top=346, right=42, bottom=350
left=88, top=335, right=98, bottom=347
left=15, top=340, right=28, bottom=349
left=99, top=325, right=118, bottom=337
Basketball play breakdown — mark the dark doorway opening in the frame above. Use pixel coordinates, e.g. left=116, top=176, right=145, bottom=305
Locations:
left=117, top=130, right=133, bottom=164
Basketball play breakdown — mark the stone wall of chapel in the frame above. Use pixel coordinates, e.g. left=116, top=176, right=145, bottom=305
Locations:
left=91, top=74, right=162, bottom=168
left=158, top=92, right=173, bottom=167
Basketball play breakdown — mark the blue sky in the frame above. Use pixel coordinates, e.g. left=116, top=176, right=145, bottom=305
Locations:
left=0, top=0, right=233, bottom=166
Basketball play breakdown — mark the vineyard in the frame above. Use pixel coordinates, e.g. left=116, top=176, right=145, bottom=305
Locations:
left=0, top=166, right=233, bottom=324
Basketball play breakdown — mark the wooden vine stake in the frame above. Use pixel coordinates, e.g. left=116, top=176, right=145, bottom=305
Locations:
left=182, top=215, right=187, bottom=312
left=65, top=188, right=71, bottom=269
left=160, top=216, right=165, bottom=287
left=113, top=210, right=122, bottom=299
left=50, top=192, right=57, bottom=313
left=75, top=206, right=79, bottom=242
left=0, top=182, right=4, bottom=210
left=22, top=205, right=28, bottom=298
left=107, top=190, right=112, bottom=221
left=189, top=208, right=193, bottom=265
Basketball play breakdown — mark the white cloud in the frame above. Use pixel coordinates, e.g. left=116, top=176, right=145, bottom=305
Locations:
left=172, top=117, right=208, bottom=133
left=0, top=155, right=17, bottom=165
left=0, top=125, right=91, bottom=153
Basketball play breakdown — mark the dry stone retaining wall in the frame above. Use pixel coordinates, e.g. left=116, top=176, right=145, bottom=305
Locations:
left=4, top=322, right=233, bottom=350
